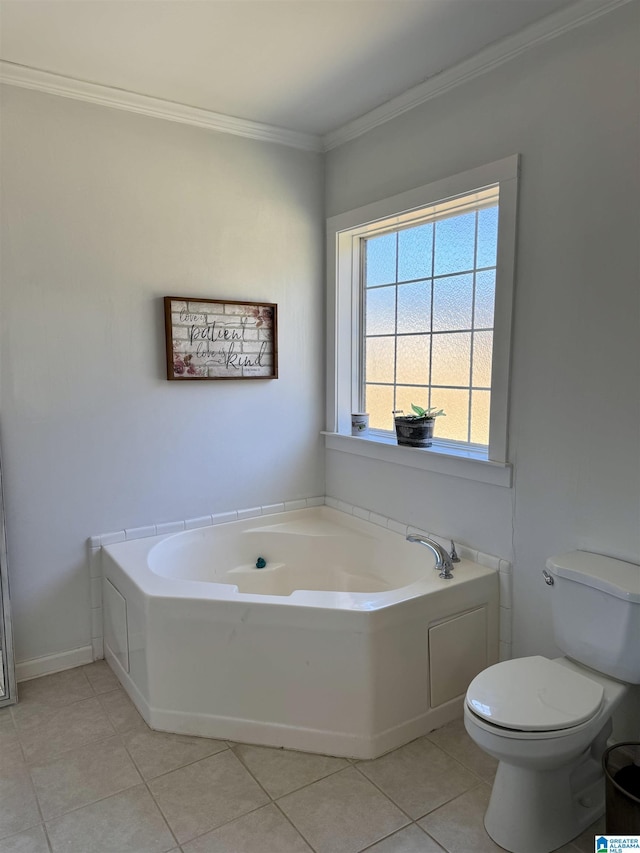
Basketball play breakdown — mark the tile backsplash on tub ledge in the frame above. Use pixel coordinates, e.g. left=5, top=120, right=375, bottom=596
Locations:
left=87, top=494, right=512, bottom=663
left=323, top=496, right=513, bottom=662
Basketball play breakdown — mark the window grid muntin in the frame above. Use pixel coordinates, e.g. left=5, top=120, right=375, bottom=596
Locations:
left=467, top=211, right=479, bottom=443
left=363, top=202, right=497, bottom=445
left=427, top=221, right=436, bottom=414
left=393, top=232, right=399, bottom=416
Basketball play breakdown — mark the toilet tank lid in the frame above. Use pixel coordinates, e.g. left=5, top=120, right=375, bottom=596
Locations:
left=546, top=551, right=640, bottom=603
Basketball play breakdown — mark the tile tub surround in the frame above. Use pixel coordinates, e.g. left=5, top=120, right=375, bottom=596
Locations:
left=0, top=663, right=596, bottom=853
left=87, top=496, right=512, bottom=669
left=85, top=497, right=326, bottom=666
left=322, top=498, right=513, bottom=661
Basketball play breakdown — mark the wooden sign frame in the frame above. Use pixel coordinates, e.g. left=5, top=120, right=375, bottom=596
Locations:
left=164, top=297, right=278, bottom=380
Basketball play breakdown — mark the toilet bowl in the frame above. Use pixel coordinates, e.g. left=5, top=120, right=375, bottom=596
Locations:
left=464, top=656, right=627, bottom=853
left=463, top=550, right=640, bottom=853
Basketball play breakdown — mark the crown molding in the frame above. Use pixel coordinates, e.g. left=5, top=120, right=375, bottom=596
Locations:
left=1, top=0, right=631, bottom=155
left=322, top=0, right=634, bottom=151
left=0, top=61, right=323, bottom=153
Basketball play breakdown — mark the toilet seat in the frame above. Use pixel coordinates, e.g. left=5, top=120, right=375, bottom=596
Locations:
left=466, top=656, right=604, bottom=732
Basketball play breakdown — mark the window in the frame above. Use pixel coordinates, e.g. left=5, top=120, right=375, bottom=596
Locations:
left=326, top=157, right=518, bottom=485
left=362, top=187, right=498, bottom=444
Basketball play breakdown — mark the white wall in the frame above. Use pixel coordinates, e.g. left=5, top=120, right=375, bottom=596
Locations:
left=325, top=4, right=640, bottom=658
left=0, top=88, right=325, bottom=663
left=2, top=4, right=638, bottom=670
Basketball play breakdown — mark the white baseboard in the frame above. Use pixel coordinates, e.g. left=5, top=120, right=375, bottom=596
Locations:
left=16, top=645, right=94, bottom=682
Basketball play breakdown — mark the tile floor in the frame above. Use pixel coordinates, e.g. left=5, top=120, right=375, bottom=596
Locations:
left=0, top=662, right=603, bottom=853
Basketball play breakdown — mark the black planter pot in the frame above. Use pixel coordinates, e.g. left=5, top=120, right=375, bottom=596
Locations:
left=394, top=416, right=435, bottom=448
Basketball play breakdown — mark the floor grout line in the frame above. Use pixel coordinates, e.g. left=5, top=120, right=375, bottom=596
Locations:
left=120, top=735, right=230, bottom=783
left=141, top=776, right=183, bottom=852
left=351, top=738, right=486, bottom=824
left=357, top=822, right=447, bottom=853
left=230, top=741, right=357, bottom=801
left=350, top=760, right=417, bottom=824
left=4, top=663, right=605, bottom=853
left=228, top=743, right=327, bottom=852
left=139, top=749, right=251, bottom=850
left=272, top=799, right=320, bottom=853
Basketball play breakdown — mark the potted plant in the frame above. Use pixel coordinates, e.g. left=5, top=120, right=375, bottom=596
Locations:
left=393, top=404, right=446, bottom=448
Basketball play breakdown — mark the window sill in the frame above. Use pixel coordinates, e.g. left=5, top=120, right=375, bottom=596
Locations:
left=322, top=431, right=512, bottom=487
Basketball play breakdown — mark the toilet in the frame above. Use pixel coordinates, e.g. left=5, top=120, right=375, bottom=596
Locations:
left=464, top=550, right=640, bottom=853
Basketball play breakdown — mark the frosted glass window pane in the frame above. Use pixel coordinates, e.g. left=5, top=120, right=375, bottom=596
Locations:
left=365, top=286, right=396, bottom=335
left=477, top=206, right=498, bottom=269
left=434, top=212, right=476, bottom=276
left=366, top=233, right=396, bottom=286
left=431, top=332, right=471, bottom=387
left=366, top=384, right=395, bottom=431
left=474, top=270, right=495, bottom=329
left=429, top=388, right=469, bottom=442
left=396, top=335, right=430, bottom=386
left=365, top=337, right=395, bottom=384
left=395, top=385, right=430, bottom=418
left=355, top=191, right=506, bottom=450
left=432, top=274, right=473, bottom=332
left=397, top=281, right=431, bottom=334
left=471, top=390, right=491, bottom=445
left=398, top=223, right=433, bottom=282
left=472, top=331, right=493, bottom=388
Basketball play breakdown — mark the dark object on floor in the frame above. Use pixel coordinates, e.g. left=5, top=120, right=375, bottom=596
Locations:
left=603, top=741, right=640, bottom=834
left=614, top=764, right=640, bottom=800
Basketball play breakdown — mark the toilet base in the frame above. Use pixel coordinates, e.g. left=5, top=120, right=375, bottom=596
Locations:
left=484, top=755, right=605, bottom=853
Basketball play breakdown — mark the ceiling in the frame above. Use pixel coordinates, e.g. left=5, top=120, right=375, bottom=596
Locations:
left=1, top=0, right=578, bottom=139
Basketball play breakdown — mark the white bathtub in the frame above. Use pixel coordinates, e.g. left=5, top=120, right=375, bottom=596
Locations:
left=102, top=507, right=499, bottom=758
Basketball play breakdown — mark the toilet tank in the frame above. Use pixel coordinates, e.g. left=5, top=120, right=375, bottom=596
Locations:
left=546, top=551, right=640, bottom=683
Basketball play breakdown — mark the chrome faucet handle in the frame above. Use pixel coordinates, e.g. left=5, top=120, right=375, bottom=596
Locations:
left=450, top=540, right=461, bottom=563
left=406, top=533, right=454, bottom=579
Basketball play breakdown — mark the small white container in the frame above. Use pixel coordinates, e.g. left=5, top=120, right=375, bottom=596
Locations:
left=351, top=413, right=369, bottom=436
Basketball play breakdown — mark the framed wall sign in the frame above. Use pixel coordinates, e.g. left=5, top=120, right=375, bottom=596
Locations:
left=164, top=297, right=278, bottom=380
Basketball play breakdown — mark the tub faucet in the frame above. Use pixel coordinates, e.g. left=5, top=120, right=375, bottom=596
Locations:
left=406, top=534, right=454, bottom=579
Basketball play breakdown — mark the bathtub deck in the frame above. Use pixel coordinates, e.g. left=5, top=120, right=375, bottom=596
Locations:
left=1, top=661, right=597, bottom=853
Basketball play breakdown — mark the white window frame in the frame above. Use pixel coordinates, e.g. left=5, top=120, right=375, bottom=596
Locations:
left=324, top=156, right=519, bottom=487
